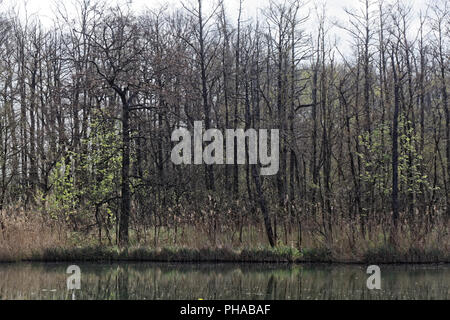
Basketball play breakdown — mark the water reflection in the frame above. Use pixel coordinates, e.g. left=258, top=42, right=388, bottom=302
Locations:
left=0, top=263, right=448, bottom=300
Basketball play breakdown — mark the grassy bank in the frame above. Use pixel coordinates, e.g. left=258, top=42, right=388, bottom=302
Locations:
left=0, top=245, right=445, bottom=264
left=1, top=208, right=448, bottom=264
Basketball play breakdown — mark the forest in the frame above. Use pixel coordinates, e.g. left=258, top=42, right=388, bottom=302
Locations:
left=0, top=0, right=448, bottom=263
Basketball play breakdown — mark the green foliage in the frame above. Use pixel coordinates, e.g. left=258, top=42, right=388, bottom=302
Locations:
left=300, top=247, right=332, bottom=262
left=79, top=112, right=122, bottom=209
left=358, top=122, right=391, bottom=194
left=397, top=117, right=430, bottom=193
left=47, top=157, right=77, bottom=220
left=34, top=245, right=304, bottom=263
left=241, top=246, right=301, bottom=262
left=18, top=244, right=450, bottom=264
left=47, top=110, right=121, bottom=224
left=363, top=245, right=449, bottom=263
left=358, top=117, right=432, bottom=197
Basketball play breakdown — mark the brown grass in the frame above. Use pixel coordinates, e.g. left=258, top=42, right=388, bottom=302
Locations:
left=0, top=206, right=448, bottom=263
left=0, top=206, right=69, bottom=262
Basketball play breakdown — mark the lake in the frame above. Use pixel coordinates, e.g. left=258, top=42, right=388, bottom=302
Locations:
left=0, top=263, right=448, bottom=300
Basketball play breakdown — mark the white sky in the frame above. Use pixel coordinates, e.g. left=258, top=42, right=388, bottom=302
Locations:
left=1, top=0, right=430, bottom=23
left=1, top=0, right=431, bottom=56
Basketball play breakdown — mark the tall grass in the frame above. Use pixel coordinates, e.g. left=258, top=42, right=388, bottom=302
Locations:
left=0, top=207, right=448, bottom=263
left=0, top=207, right=69, bottom=262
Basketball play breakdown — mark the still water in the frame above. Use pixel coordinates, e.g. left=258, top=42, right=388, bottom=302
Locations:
left=0, top=262, right=448, bottom=300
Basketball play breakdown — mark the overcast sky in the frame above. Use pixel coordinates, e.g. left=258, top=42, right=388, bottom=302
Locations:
left=1, top=0, right=431, bottom=56
left=1, top=0, right=430, bottom=23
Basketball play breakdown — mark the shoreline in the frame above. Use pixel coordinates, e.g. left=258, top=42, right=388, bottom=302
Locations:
left=1, top=246, right=448, bottom=265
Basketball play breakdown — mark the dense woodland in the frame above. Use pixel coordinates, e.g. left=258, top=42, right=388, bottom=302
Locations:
left=0, top=0, right=448, bottom=253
